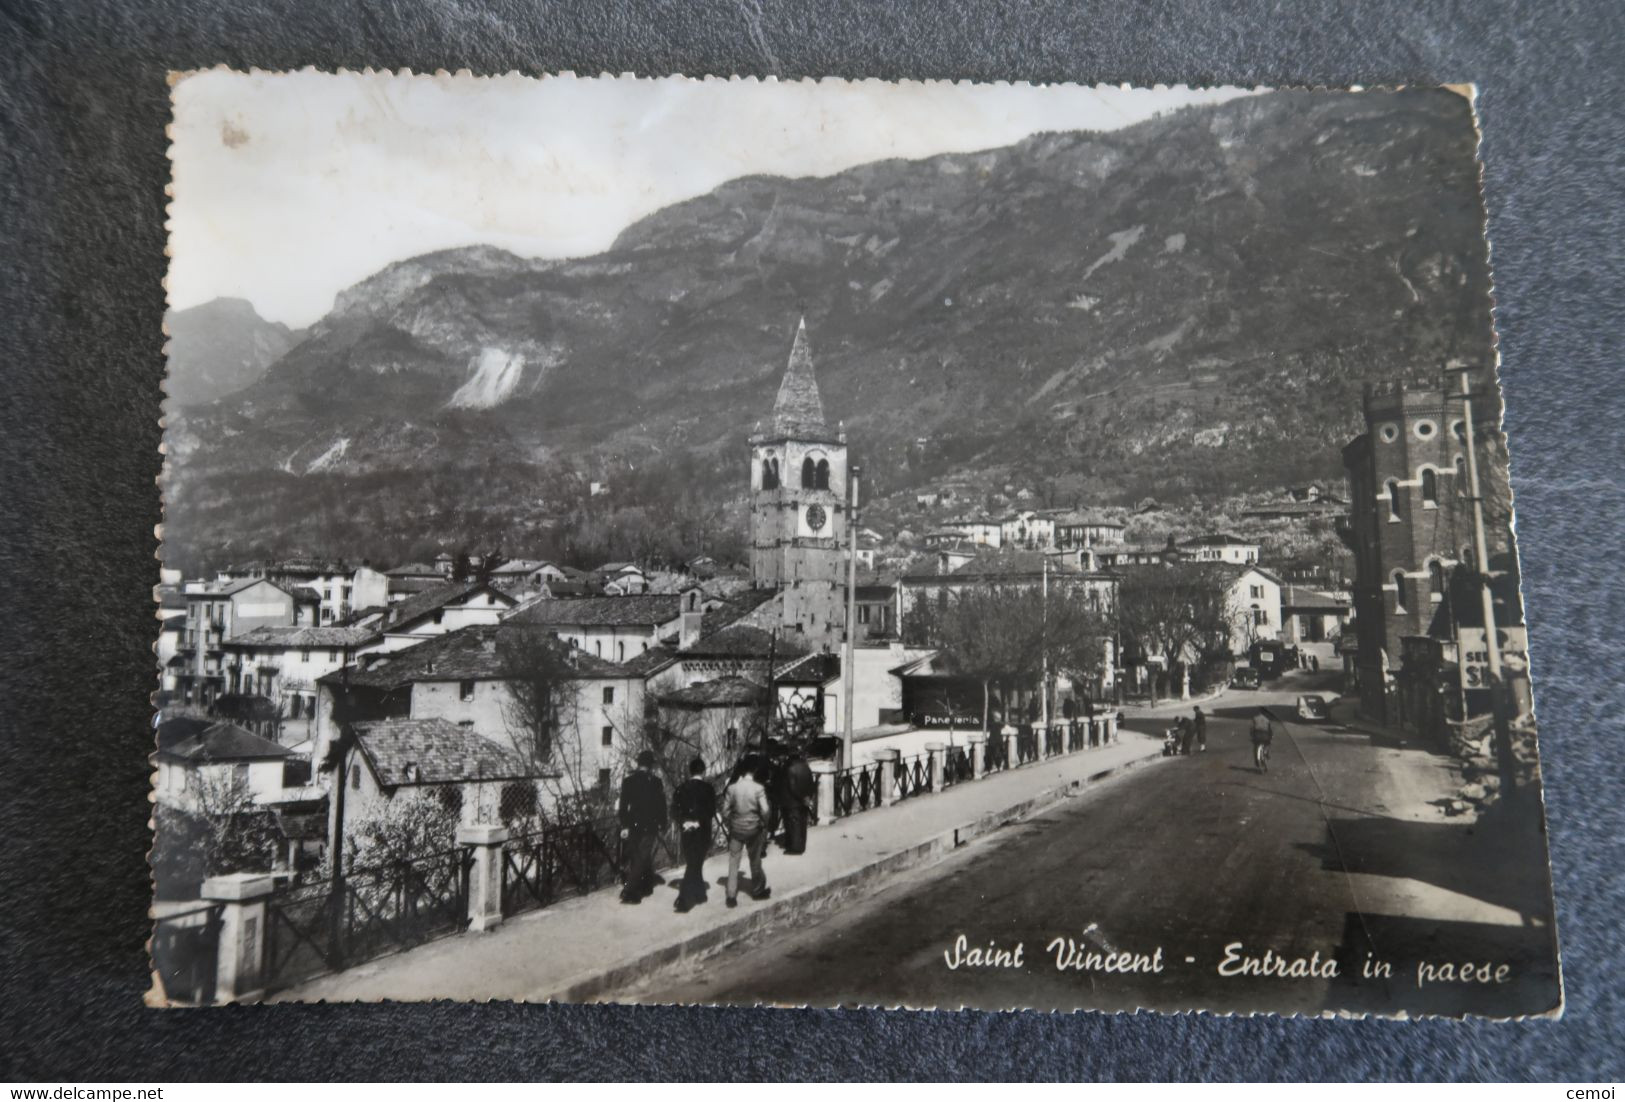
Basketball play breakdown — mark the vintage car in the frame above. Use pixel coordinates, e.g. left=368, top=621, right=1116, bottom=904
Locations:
left=1296, top=694, right=1331, bottom=722
left=1230, top=667, right=1261, bottom=690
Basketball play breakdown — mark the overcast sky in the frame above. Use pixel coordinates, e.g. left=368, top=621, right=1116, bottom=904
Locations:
left=168, top=71, right=1253, bottom=328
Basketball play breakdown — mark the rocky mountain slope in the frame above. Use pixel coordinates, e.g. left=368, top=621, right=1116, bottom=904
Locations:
left=162, top=88, right=1495, bottom=569
left=164, top=298, right=304, bottom=407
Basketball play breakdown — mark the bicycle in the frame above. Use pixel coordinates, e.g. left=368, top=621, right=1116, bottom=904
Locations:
left=1253, top=740, right=1271, bottom=773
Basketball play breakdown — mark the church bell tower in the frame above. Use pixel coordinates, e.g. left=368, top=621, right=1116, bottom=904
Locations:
left=749, top=319, right=847, bottom=641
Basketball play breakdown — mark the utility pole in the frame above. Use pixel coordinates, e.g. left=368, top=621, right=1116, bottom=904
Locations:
left=1446, top=365, right=1513, bottom=794
left=1040, top=554, right=1051, bottom=734
left=842, top=465, right=862, bottom=771
left=326, top=644, right=354, bottom=967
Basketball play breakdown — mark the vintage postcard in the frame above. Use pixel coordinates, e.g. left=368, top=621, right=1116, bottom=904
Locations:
left=151, top=71, right=1560, bottom=1018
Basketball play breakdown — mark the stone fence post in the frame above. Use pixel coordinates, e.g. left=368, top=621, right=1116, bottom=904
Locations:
left=874, top=748, right=902, bottom=807
left=1004, top=727, right=1019, bottom=769
left=457, top=824, right=510, bottom=932
left=810, top=759, right=837, bottom=824
left=201, top=872, right=276, bottom=1004
left=1107, top=711, right=1120, bottom=743
left=924, top=741, right=946, bottom=790
left=966, top=732, right=987, bottom=777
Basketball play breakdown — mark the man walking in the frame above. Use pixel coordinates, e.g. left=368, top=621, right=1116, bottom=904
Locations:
left=777, top=750, right=816, bottom=855
left=722, top=756, right=774, bottom=908
left=1193, top=706, right=1208, bottom=752
left=617, top=749, right=668, bottom=904
left=671, top=756, right=716, bottom=913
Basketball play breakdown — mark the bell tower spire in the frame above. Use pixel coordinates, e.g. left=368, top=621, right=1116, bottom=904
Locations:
left=771, top=316, right=828, bottom=438
left=748, top=319, right=849, bottom=646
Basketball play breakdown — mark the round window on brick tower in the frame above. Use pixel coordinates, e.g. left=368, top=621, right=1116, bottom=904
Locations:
left=1378, top=422, right=1400, bottom=443
left=1414, top=419, right=1437, bottom=440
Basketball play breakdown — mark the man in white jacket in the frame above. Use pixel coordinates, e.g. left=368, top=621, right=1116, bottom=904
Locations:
left=721, top=757, right=774, bottom=908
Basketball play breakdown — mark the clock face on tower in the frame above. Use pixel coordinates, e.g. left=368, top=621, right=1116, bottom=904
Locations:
left=804, top=504, right=827, bottom=533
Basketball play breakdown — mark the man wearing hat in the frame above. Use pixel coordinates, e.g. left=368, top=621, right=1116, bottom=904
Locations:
left=618, top=749, right=669, bottom=904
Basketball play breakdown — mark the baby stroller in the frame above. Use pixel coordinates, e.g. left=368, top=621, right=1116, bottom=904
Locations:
left=1162, top=727, right=1182, bottom=757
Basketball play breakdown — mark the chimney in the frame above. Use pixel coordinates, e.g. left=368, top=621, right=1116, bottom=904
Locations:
left=679, top=611, right=703, bottom=651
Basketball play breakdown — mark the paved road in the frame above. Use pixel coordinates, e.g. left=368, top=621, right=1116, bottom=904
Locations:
left=628, top=672, right=1560, bottom=1017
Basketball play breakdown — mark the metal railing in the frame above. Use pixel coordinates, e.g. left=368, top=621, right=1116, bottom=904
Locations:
left=1015, top=727, right=1039, bottom=765
left=1044, top=726, right=1063, bottom=757
left=150, top=903, right=222, bottom=1006
left=501, top=816, right=624, bottom=919
left=943, top=746, right=974, bottom=787
left=984, top=732, right=1010, bottom=772
left=893, top=753, right=933, bottom=801
left=833, top=760, right=885, bottom=818
left=264, top=847, right=471, bottom=993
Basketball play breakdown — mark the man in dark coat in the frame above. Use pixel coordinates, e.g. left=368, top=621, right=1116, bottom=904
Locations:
left=670, top=756, right=716, bottom=913
left=776, top=751, right=816, bottom=855
left=1193, top=706, right=1208, bottom=752
left=617, top=749, right=668, bottom=904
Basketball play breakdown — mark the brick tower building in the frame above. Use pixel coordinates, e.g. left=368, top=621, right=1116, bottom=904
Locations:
left=749, top=319, right=848, bottom=646
left=1341, top=373, right=1515, bottom=720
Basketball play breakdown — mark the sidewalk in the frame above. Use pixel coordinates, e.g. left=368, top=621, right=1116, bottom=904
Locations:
left=275, top=732, right=1165, bottom=1003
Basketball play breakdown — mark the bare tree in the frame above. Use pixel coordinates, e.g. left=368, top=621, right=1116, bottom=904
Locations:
left=1115, top=564, right=1233, bottom=702
left=931, top=585, right=1045, bottom=730
left=496, top=627, right=595, bottom=821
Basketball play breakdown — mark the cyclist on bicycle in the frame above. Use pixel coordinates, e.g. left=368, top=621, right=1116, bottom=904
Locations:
left=1250, top=708, right=1276, bottom=773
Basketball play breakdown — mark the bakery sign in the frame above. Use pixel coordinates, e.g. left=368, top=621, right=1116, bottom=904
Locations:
left=1457, top=626, right=1529, bottom=690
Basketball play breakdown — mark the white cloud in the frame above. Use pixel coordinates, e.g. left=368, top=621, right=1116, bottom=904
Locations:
left=168, top=71, right=1253, bottom=327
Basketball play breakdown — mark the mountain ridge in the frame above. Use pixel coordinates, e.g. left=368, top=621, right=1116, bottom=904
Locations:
left=162, top=88, right=1493, bottom=571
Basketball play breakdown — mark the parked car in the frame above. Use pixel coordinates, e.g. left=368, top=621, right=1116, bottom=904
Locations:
left=1230, top=667, right=1261, bottom=690
left=1296, top=694, right=1331, bottom=722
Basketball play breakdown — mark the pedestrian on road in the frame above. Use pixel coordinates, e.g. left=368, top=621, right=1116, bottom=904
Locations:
left=722, top=756, right=774, bottom=908
left=1250, top=708, right=1276, bottom=773
left=618, top=749, right=669, bottom=904
left=671, top=756, right=717, bottom=913
left=1193, top=706, right=1208, bottom=752
left=776, top=750, right=816, bottom=855
left=1178, top=716, right=1194, bottom=756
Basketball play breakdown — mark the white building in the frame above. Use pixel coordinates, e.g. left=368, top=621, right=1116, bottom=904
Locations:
left=1181, top=533, right=1261, bottom=565
left=220, top=625, right=377, bottom=743
left=154, top=720, right=300, bottom=810
left=1224, top=565, right=1286, bottom=646
left=318, top=624, right=649, bottom=806
left=1000, top=510, right=1055, bottom=548
left=505, top=590, right=702, bottom=664
left=359, top=580, right=518, bottom=656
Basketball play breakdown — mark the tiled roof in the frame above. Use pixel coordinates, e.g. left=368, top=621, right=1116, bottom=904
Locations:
left=658, top=676, right=768, bottom=709
left=353, top=717, right=534, bottom=787
left=949, top=549, right=1078, bottom=577
left=224, top=625, right=376, bottom=648
left=508, top=593, right=681, bottom=628
left=769, top=318, right=830, bottom=437
left=1049, top=512, right=1125, bottom=527
left=774, top=652, right=840, bottom=684
left=385, top=562, right=441, bottom=577
left=379, top=580, right=510, bottom=632
left=1182, top=533, right=1256, bottom=547
left=159, top=721, right=294, bottom=763
left=683, top=624, right=810, bottom=660
left=1281, top=586, right=1349, bottom=611
left=331, top=624, right=633, bottom=690
left=620, top=644, right=680, bottom=678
